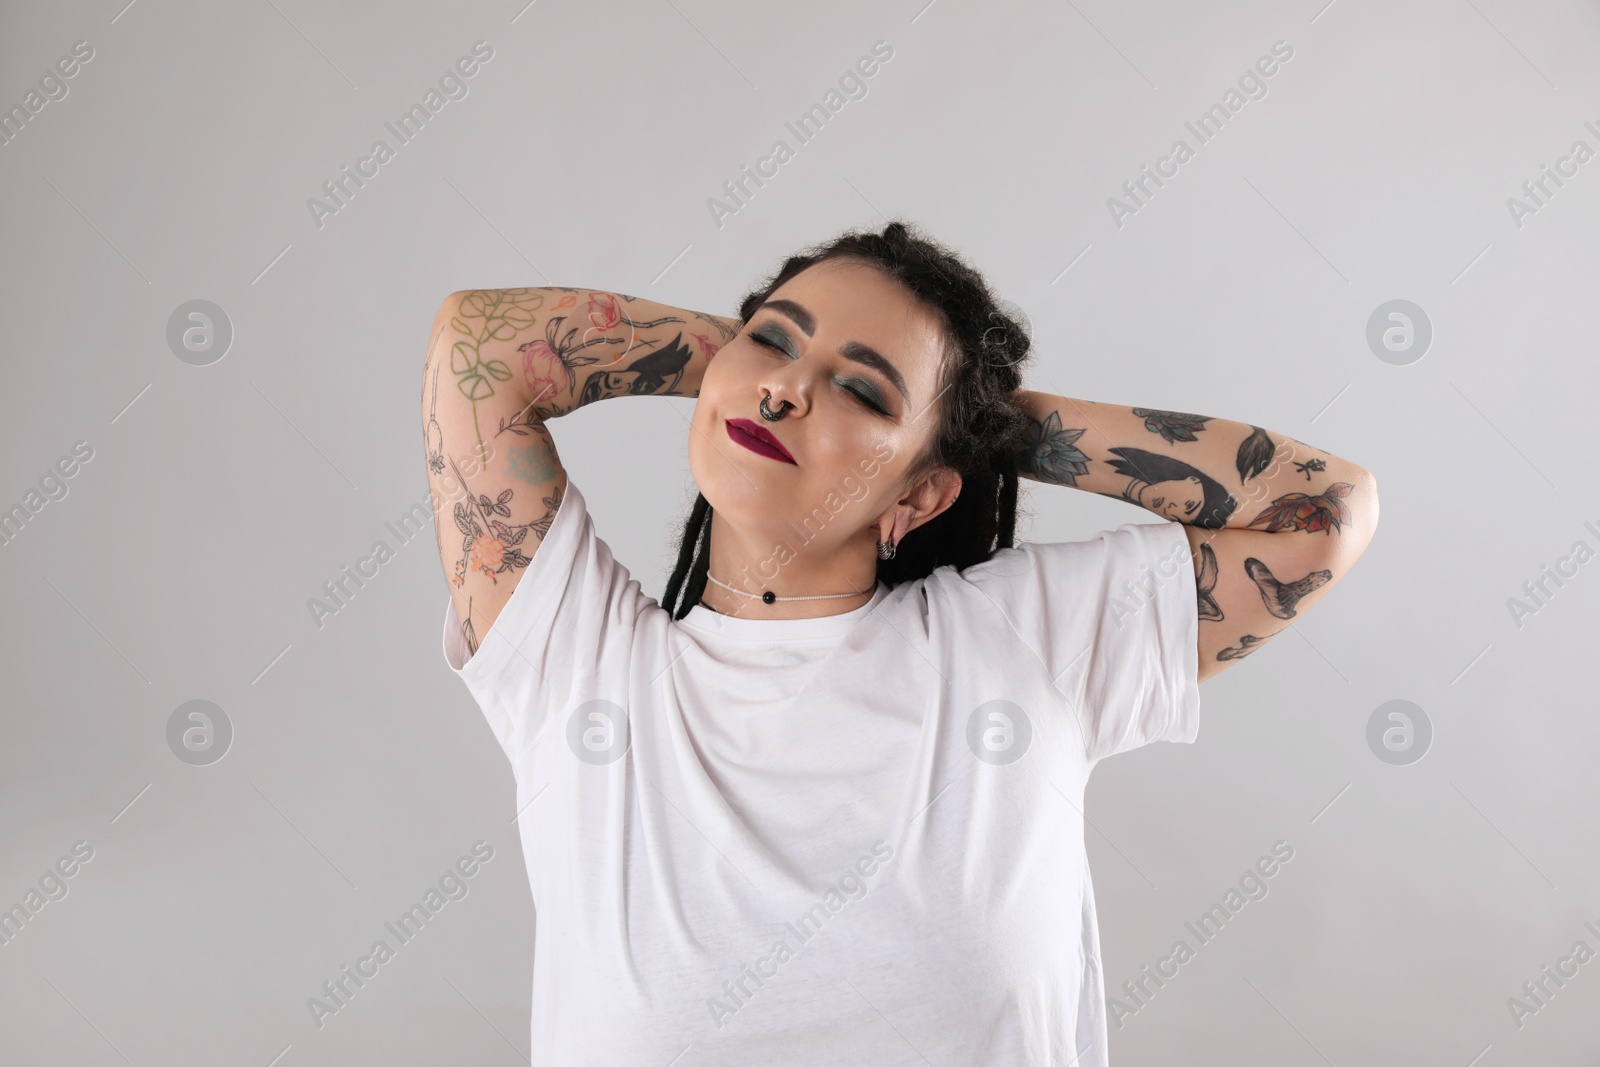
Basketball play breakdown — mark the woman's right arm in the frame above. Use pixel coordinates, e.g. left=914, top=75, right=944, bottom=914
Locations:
left=422, top=287, right=739, bottom=657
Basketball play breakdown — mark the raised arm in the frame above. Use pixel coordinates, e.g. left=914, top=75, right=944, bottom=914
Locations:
left=422, top=287, right=740, bottom=657
left=1011, top=391, right=1380, bottom=683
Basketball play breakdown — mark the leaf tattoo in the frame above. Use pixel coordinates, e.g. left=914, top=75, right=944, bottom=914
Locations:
left=495, top=400, right=545, bottom=440
left=450, top=288, right=546, bottom=455
left=1132, top=407, right=1211, bottom=445
left=1236, top=426, right=1275, bottom=483
left=1245, top=482, right=1354, bottom=535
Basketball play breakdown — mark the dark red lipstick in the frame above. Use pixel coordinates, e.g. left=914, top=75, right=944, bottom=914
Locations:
left=725, top=418, right=796, bottom=464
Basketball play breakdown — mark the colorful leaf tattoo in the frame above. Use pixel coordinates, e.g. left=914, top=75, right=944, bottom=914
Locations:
left=1017, top=410, right=1091, bottom=486
left=1245, top=482, right=1354, bottom=534
left=1132, top=407, right=1211, bottom=444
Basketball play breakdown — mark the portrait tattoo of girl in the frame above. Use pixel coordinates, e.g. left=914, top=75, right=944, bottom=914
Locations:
left=1106, top=447, right=1238, bottom=528
left=577, top=332, right=698, bottom=406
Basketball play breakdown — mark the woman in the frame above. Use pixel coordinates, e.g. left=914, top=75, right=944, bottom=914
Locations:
left=422, top=221, right=1378, bottom=1065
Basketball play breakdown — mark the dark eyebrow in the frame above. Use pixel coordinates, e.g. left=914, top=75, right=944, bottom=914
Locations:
left=755, top=298, right=910, bottom=404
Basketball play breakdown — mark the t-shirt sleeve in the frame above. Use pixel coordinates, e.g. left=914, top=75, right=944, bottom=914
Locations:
left=439, top=477, right=652, bottom=760
left=964, top=519, right=1201, bottom=765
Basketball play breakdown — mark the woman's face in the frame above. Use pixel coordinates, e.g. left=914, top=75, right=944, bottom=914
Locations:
left=1145, top=476, right=1205, bottom=520
left=689, top=260, right=957, bottom=557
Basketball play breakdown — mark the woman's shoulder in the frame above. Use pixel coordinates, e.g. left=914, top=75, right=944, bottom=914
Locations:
left=879, top=543, right=1042, bottom=619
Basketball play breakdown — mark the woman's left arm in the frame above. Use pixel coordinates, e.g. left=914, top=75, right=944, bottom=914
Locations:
left=1012, top=389, right=1380, bottom=681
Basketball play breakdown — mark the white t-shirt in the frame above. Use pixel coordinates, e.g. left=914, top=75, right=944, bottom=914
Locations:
left=441, top=477, right=1201, bottom=1066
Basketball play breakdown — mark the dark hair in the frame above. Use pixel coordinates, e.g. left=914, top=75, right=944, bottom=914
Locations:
left=659, top=219, right=1036, bottom=620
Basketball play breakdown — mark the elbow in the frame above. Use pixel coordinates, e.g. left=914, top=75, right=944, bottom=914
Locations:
left=426, top=292, right=468, bottom=362
left=1346, top=468, right=1380, bottom=550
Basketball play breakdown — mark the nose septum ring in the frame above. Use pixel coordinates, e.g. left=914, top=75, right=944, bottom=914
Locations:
left=759, top=393, right=789, bottom=422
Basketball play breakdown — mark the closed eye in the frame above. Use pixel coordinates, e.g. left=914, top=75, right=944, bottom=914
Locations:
left=751, top=327, right=890, bottom=416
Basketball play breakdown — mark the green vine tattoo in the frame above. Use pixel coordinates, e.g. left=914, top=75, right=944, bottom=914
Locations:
left=448, top=289, right=545, bottom=457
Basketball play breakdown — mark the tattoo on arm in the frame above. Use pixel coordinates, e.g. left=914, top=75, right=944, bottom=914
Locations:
left=1107, top=447, right=1238, bottom=528
left=519, top=291, right=729, bottom=418
left=448, top=453, right=561, bottom=590
left=1195, top=541, right=1222, bottom=621
left=1198, top=554, right=1333, bottom=663
left=1244, top=557, right=1332, bottom=619
left=517, top=298, right=685, bottom=419
left=1017, top=410, right=1091, bottom=486
left=1292, top=457, right=1326, bottom=480
left=699, top=315, right=739, bottom=342
left=425, top=361, right=449, bottom=570
left=448, top=289, right=545, bottom=458
left=1218, top=634, right=1266, bottom=661
left=505, top=428, right=562, bottom=489
left=1236, top=426, right=1275, bottom=483
left=575, top=332, right=698, bottom=408
left=1132, top=407, right=1212, bottom=444
left=494, top=398, right=544, bottom=442
left=426, top=359, right=447, bottom=476
left=1245, top=482, right=1354, bottom=534
left=461, top=595, right=478, bottom=657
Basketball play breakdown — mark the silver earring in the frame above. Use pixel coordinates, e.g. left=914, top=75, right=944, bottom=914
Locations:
left=877, top=536, right=897, bottom=561
left=759, top=393, right=789, bottom=422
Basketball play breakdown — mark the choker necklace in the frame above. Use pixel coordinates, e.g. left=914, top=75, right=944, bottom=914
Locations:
left=704, top=572, right=876, bottom=606
left=701, top=533, right=898, bottom=606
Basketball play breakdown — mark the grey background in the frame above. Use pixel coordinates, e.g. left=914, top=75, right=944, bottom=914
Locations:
left=2, top=0, right=1596, bottom=1064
